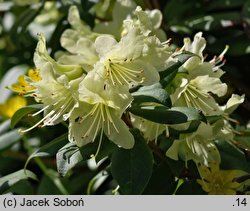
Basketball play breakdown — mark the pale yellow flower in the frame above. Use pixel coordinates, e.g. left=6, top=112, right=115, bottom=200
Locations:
left=11, top=69, right=41, bottom=95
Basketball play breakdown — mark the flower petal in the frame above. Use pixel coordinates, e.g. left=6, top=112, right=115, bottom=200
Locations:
left=68, top=105, right=101, bottom=147
left=94, top=35, right=117, bottom=57
left=190, top=75, right=227, bottom=97
left=104, top=111, right=134, bottom=149
left=223, top=94, right=245, bottom=114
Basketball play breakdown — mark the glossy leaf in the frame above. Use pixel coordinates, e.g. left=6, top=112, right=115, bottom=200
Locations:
left=3, top=180, right=34, bottom=195
left=132, top=83, right=171, bottom=107
left=25, top=133, right=68, bottom=169
left=37, top=169, right=68, bottom=195
left=0, top=128, right=22, bottom=152
left=111, top=129, right=153, bottom=194
left=143, top=162, right=177, bottom=195
left=129, top=105, right=205, bottom=125
left=0, top=120, right=11, bottom=134
left=159, top=52, right=198, bottom=88
left=175, top=180, right=206, bottom=195
left=215, top=140, right=250, bottom=172
left=0, top=169, right=37, bottom=194
left=11, top=104, right=43, bottom=129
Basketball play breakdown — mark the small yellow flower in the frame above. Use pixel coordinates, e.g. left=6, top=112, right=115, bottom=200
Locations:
left=0, top=96, right=27, bottom=118
left=197, top=162, right=245, bottom=195
left=28, top=69, right=42, bottom=81
left=11, top=69, right=41, bottom=94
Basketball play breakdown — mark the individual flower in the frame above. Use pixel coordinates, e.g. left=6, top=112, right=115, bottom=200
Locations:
left=0, top=96, right=27, bottom=118
left=170, top=33, right=227, bottom=116
left=197, top=162, right=245, bottom=195
left=122, top=6, right=166, bottom=41
left=171, top=75, right=227, bottom=116
left=19, top=70, right=82, bottom=134
left=10, top=69, right=41, bottom=95
left=19, top=34, right=84, bottom=133
left=166, top=122, right=221, bottom=166
left=59, top=6, right=172, bottom=86
left=93, top=0, right=136, bottom=39
left=214, top=94, right=245, bottom=141
left=34, top=33, right=84, bottom=80
left=58, top=6, right=99, bottom=71
left=93, top=26, right=170, bottom=86
left=69, top=70, right=134, bottom=149
left=222, top=94, right=245, bottom=115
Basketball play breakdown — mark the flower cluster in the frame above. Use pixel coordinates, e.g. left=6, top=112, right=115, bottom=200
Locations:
left=11, top=0, right=244, bottom=168
left=13, top=2, right=173, bottom=150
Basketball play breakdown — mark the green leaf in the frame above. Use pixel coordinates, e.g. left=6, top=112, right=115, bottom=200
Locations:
left=0, top=120, right=11, bottom=134
left=235, top=129, right=250, bottom=151
left=215, top=140, right=250, bottom=172
left=11, top=104, right=43, bottom=129
left=87, top=171, right=109, bottom=195
left=3, top=180, right=34, bottom=195
left=175, top=180, right=206, bottom=195
left=0, top=169, right=37, bottom=194
left=0, top=128, right=22, bottom=152
left=56, top=143, right=83, bottom=177
left=56, top=135, right=117, bottom=176
left=111, top=129, right=153, bottom=194
left=159, top=52, right=198, bottom=88
left=129, top=105, right=205, bottom=125
left=25, top=133, right=68, bottom=169
left=37, top=169, right=68, bottom=195
left=132, top=83, right=171, bottom=107
left=143, top=162, right=177, bottom=194
left=159, top=64, right=179, bottom=88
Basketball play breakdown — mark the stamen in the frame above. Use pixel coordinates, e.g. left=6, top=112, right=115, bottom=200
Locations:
left=224, top=115, right=239, bottom=124
left=79, top=104, right=99, bottom=123
left=93, top=127, right=104, bottom=158
left=84, top=106, right=101, bottom=137
left=108, top=66, right=116, bottom=85
left=111, top=68, right=124, bottom=85
left=183, top=92, right=192, bottom=107
left=19, top=110, right=55, bottom=133
left=100, top=104, right=105, bottom=122
left=92, top=107, right=103, bottom=142
left=105, top=106, right=119, bottom=133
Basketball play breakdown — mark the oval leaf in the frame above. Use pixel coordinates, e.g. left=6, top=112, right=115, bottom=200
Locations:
left=11, top=104, right=43, bottom=129
left=0, top=169, right=37, bottom=194
left=132, top=83, right=172, bottom=107
left=25, top=133, right=68, bottom=169
left=129, top=105, right=205, bottom=124
left=111, top=129, right=153, bottom=194
left=0, top=128, right=22, bottom=152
